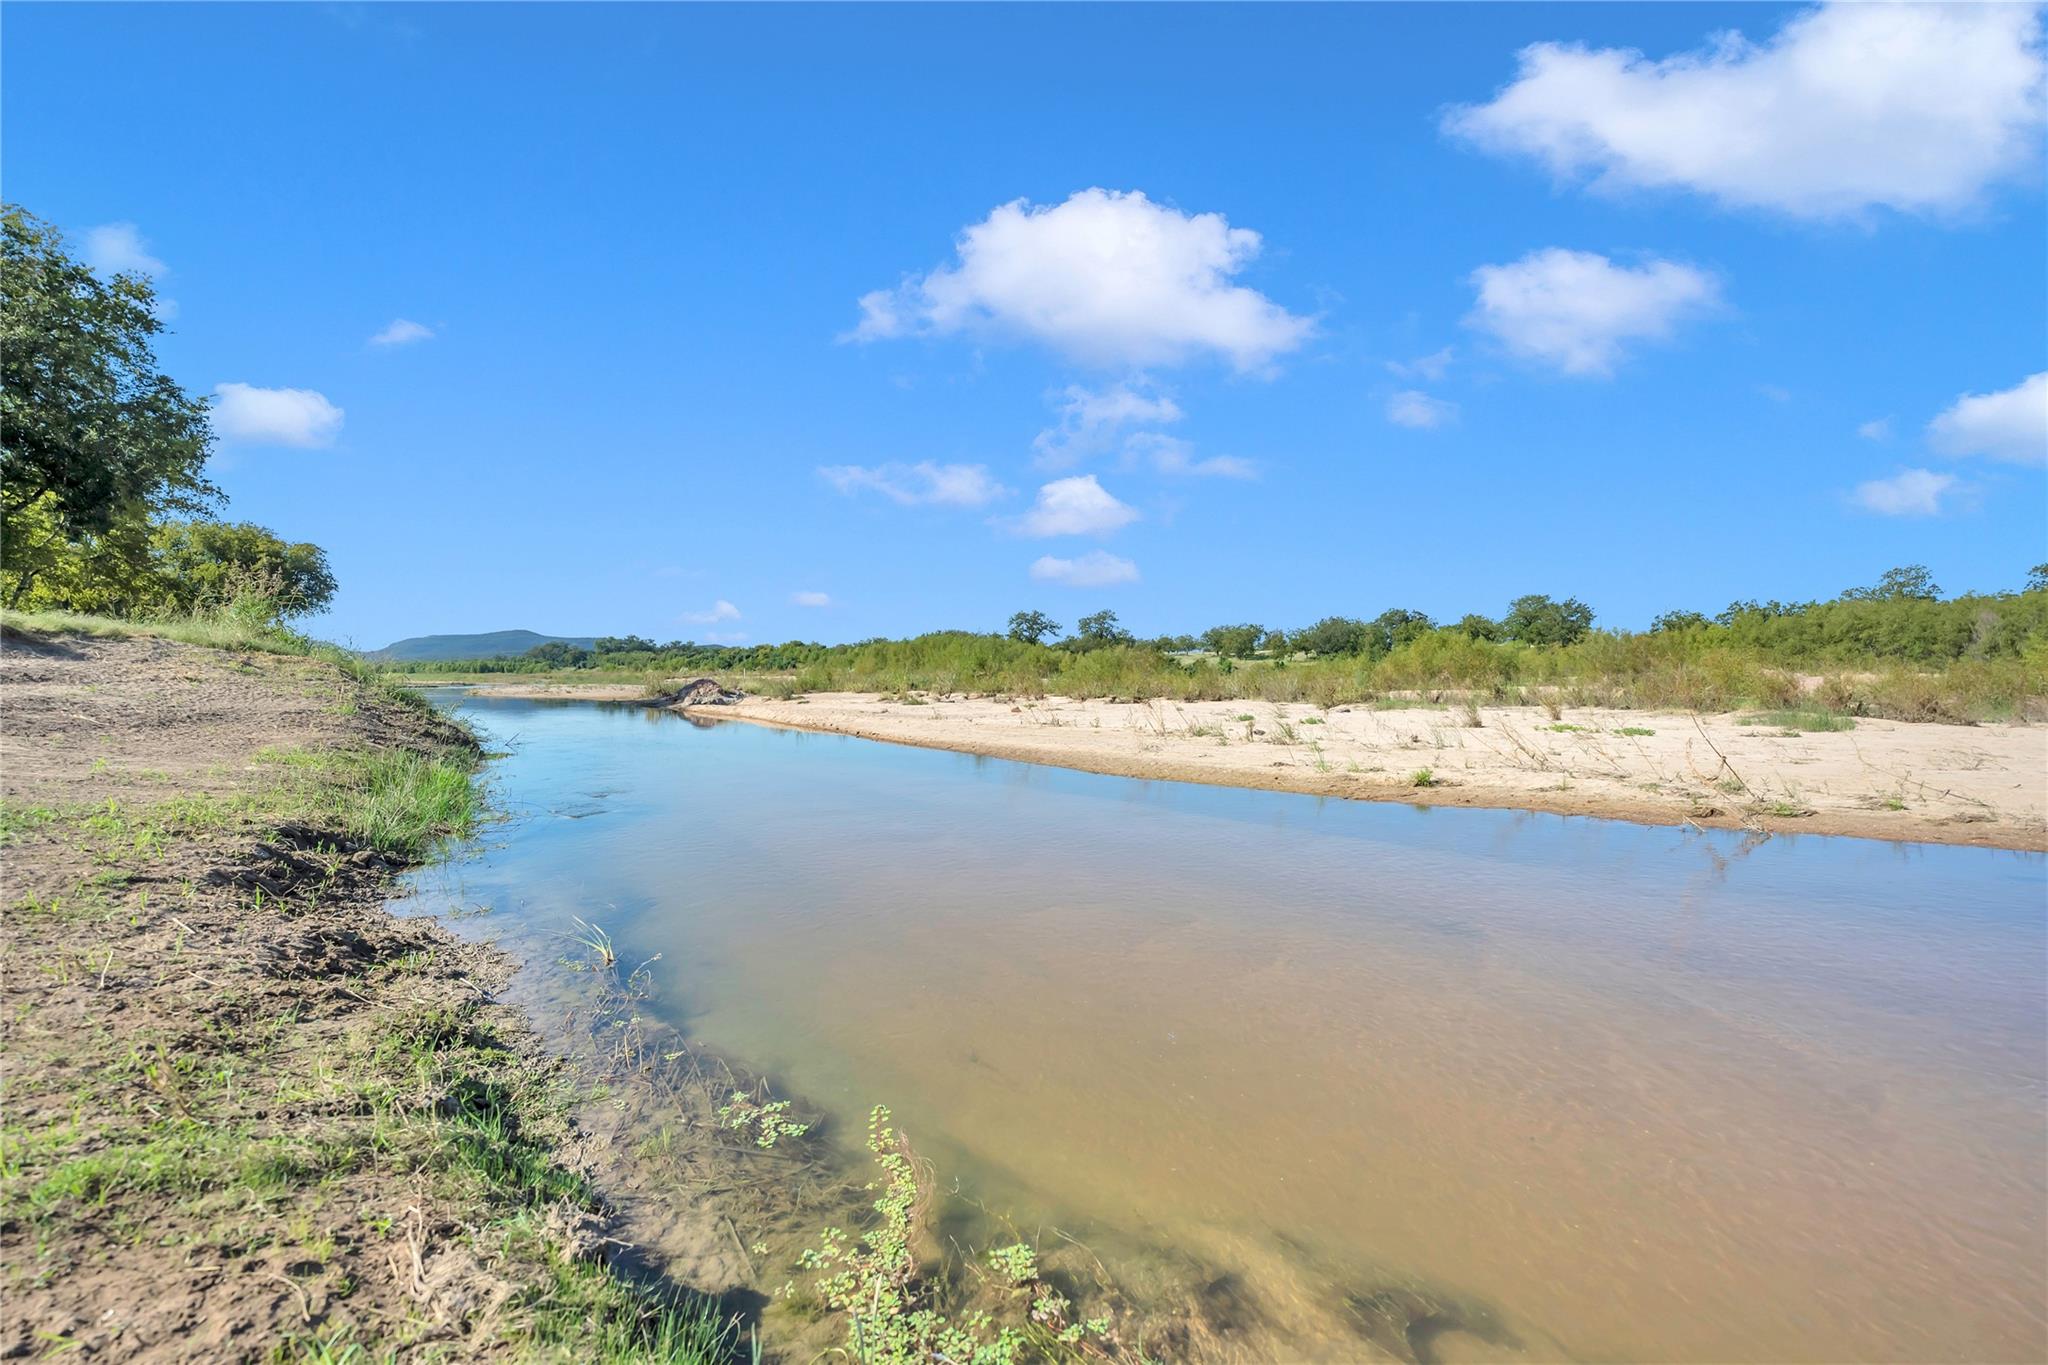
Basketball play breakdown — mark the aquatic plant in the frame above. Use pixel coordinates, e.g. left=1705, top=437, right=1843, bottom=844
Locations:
left=716, top=1091, right=811, bottom=1149
left=798, top=1106, right=1114, bottom=1364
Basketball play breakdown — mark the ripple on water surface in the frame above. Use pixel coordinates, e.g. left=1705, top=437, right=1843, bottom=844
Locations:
left=397, top=696, right=2048, bottom=1362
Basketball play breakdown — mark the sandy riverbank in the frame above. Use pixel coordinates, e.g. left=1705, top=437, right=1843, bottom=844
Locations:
left=712, top=692, right=2046, bottom=849
left=449, top=679, right=2048, bottom=850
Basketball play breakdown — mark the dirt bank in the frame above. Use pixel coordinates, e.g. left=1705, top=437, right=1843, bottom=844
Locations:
left=0, top=633, right=751, bottom=1361
left=688, top=691, right=2045, bottom=851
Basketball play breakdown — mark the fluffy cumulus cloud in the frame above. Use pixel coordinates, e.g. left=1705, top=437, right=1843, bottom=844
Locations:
left=1029, top=550, right=1140, bottom=588
left=848, top=189, right=1314, bottom=371
left=369, top=319, right=435, bottom=347
left=791, top=591, right=833, bottom=608
left=81, top=223, right=166, bottom=279
left=211, top=382, right=344, bottom=448
left=818, top=461, right=1010, bottom=507
left=1013, top=475, right=1139, bottom=537
left=1853, top=468, right=1959, bottom=517
left=1445, top=3, right=2047, bottom=219
left=1927, top=372, right=2047, bottom=465
left=1032, top=381, right=1184, bottom=466
left=1386, top=390, right=1458, bottom=430
left=1466, top=248, right=1719, bottom=376
left=678, top=599, right=741, bottom=625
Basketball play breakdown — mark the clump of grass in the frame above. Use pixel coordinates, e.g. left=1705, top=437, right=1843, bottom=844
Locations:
left=1743, top=709, right=1855, bottom=733
left=1613, top=726, right=1656, bottom=737
left=1540, top=723, right=1588, bottom=733
left=1409, top=768, right=1437, bottom=788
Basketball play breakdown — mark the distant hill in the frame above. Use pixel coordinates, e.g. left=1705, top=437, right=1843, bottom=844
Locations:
left=366, top=630, right=598, bottom=662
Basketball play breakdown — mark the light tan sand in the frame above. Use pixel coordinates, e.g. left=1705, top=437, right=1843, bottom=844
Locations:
left=720, top=692, right=2047, bottom=850
left=448, top=682, right=2048, bottom=849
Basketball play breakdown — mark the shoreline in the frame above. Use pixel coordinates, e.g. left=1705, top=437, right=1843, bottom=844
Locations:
left=452, top=680, right=2048, bottom=851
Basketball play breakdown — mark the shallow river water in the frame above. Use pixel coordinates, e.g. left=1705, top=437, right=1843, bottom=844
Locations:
left=399, top=695, right=2046, bottom=1362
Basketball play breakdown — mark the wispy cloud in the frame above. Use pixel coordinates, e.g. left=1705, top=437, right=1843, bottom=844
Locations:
left=1029, top=550, right=1140, bottom=587
left=1853, top=468, right=1959, bottom=517
left=791, top=590, right=832, bottom=608
left=1857, top=417, right=1894, bottom=442
left=1033, top=381, right=1184, bottom=467
left=1386, top=347, right=1454, bottom=382
left=81, top=223, right=166, bottom=279
left=1386, top=390, right=1458, bottom=430
left=1125, top=432, right=1256, bottom=479
left=211, top=382, right=344, bottom=448
left=369, top=318, right=435, bottom=347
left=677, top=599, right=741, bottom=624
left=819, top=462, right=1011, bottom=507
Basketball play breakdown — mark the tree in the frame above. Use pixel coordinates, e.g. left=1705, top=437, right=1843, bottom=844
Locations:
left=1650, top=609, right=1711, bottom=633
left=1454, top=613, right=1500, bottom=641
left=594, top=635, right=657, bottom=654
left=2029, top=564, right=2048, bottom=594
left=1200, top=623, right=1265, bottom=658
left=1843, top=565, right=1941, bottom=602
left=1006, top=610, right=1060, bottom=645
left=525, top=642, right=591, bottom=667
left=146, top=520, right=337, bottom=620
left=2, top=206, right=218, bottom=605
left=1294, top=616, right=1370, bottom=657
left=1075, top=609, right=1131, bottom=646
left=1370, top=608, right=1435, bottom=655
left=1500, top=594, right=1594, bottom=646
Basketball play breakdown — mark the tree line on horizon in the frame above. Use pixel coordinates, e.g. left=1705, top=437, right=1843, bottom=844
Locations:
left=377, top=561, right=2048, bottom=682
left=0, top=204, right=337, bottom=623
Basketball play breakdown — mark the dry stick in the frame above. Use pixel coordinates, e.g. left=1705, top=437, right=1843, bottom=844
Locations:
left=259, top=1270, right=313, bottom=1324
left=721, top=1214, right=756, bottom=1279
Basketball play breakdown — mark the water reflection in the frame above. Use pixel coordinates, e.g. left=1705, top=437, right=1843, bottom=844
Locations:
left=400, top=695, right=2048, bottom=1363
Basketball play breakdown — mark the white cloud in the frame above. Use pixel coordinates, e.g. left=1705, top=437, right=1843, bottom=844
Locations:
left=1123, top=432, right=1256, bottom=479
left=369, top=318, right=435, bottom=347
left=1386, top=390, right=1458, bottom=430
left=81, top=223, right=166, bottom=279
left=847, top=188, right=1313, bottom=371
left=1757, top=384, right=1792, bottom=404
left=211, top=382, right=344, bottom=448
left=1029, top=550, right=1140, bottom=588
left=1033, top=381, right=1183, bottom=466
left=791, top=591, right=833, bottom=608
left=1853, top=468, right=1959, bottom=517
left=678, top=599, right=741, bottom=625
left=1386, top=347, right=1454, bottom=382
left=1927, top=372, right=2047, bottom=465
left=1858, top=417, right=1894, bottom=442
left=819, top=461, right=1011, bottom=507
left=1444, top=3, right=2047, bottom=220
left=1014, top=475, right=1140, bottom=537
left=1466, top=248, right=1719, bottom=377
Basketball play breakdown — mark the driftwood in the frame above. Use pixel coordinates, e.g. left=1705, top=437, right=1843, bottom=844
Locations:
left=647, top=677, right=743, bottom=709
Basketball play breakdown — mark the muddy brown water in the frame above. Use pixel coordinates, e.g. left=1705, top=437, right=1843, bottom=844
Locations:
left=394, top=695, right=2047, bottom=1362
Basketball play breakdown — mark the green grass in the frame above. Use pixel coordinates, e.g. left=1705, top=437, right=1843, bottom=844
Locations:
left=382, top=628, right=2045, bottom=726
left=1742, top=709, right=1857, bottom=733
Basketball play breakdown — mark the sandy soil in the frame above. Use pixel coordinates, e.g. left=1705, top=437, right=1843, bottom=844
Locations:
left=683, top=692, right=2047, bottom=851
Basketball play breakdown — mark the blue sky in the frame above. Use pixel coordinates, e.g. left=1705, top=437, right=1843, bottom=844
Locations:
left=7, top=3, right=2043, bottom=649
